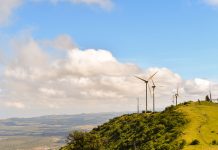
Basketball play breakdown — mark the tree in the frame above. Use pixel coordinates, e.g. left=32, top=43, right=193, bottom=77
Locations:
left=205, top=95, right=211, bottom=102
left=65, top=130, right=104, bottom=150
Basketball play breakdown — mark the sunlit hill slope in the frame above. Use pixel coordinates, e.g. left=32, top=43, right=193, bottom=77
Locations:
left=61, top=101, right=218, bottom=150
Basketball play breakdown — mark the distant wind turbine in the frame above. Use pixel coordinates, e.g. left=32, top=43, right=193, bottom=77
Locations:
left=151, top=79, right=164, bottom=112
left=135, top=71, right=158, bottom=112
left=137, top=97, right=139, bottom=113
left=209, top=82, right=212, bottom=101
left=174, top=86, right=179, bottom=106
left=151, top=79, right=156, bottom=112
left=172, top=95, right=175, bottom=105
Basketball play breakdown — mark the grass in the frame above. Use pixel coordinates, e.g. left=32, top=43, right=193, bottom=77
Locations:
left=177, top=101, right=218, bottom=150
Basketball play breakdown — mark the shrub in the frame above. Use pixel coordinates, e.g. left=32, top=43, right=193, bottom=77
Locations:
left=65, top=130, right=104, bottom=150
left=183, top=101, right=192, bottom=106
left=212, top=140, right=217, bottom=145
left=178, top=139, right=186, bottom=149
left=190, top=139, right=200, bottom=145
left=205, top=95, right=211, bottom=102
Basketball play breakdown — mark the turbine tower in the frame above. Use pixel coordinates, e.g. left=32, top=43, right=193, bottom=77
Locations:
left=135, top=71, right=158, bottom=112
left=137, top=97, right=139, bottom=113
left=175, top=87, right=179, bottom=106
left=209, top=82, right=212, bottom=101
left=151, top=79, right=164, bottom=112
left=172, top=95, right=175, bottom=105
left=151, top=79, right=156, bottom=112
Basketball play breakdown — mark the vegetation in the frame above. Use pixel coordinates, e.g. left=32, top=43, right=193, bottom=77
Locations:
left=212, top=140, right=217, bottom=145
left=178, top=101, right=218, bottom=150
left=61, top=101, right=218, bottom=150
left=61, top=105, right=187, bottom=150
left=205, top=95, right=211, bottom=102
left=190, top=139, right=200, bottom=145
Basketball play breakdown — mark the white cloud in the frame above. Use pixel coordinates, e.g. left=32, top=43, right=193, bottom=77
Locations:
left=204, top=0, right=218, bottom=6
left=0, top=0, right=113, bottom=26
left=50, top=0, right=113, bottom=10
left=184, top=78, right=210, bottom=95
left=39, top=87, right=65, bottom=96
left=5, top=101, right=25, bottom=109
left=33, top=0, right=113, bottom=10
left=41, top=34, right=76, bottom=50
left=1, top=34, right=218, bottom=117
left=0, top=0, right=22, bottom=25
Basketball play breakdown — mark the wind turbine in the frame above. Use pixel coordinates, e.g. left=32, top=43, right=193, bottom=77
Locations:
left=172, top=95, right=175, bottom=105
left=151, top=79, right=156, bottom=112
left=209, top=82, right=212, bottom=101
left=135, top=71, right=158, bottom=112
left=137, top=97, right=139, bottom=113
left=209, top=90, right=212, bottom=101
left=151, top=79, right=164, bottom=112
left=174, top=87, right=179, bottom=106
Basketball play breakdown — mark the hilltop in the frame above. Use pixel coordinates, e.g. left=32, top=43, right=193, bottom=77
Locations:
left=61, top=101, right=218, bottom=150
left=178, top=101, right=218, bottom=150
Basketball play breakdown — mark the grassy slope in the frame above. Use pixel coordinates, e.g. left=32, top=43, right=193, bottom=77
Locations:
left=178, top=101, right=218, bottom=150
left=61, top=101, right=218, bottom=150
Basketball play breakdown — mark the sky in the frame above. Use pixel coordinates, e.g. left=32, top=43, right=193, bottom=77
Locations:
left=1, top=0, right=218, bottom=118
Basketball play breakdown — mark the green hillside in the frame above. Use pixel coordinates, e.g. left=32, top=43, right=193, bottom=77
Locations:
left=60, top=101, right=218, bottom=150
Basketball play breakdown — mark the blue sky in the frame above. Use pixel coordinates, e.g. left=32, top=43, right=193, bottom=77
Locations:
left=1, top=0, right=218, bottom=118
left=2, top=0, right=218, bottom=79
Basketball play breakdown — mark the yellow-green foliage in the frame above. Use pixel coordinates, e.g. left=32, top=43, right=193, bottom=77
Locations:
left=178, top=101, right=218, bottom=150
left=60, top=106, right=187, bottom=150
left=61, top=101, right=218, bottom=150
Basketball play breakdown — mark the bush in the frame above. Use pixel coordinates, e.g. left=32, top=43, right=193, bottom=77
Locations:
left=212, top=140, right=217, bottom=145
left=65, top=130, right=104, bottom=150
left=205, top=95, right=211, bottom=102
left=183, top=101, right=192, bottom=106
left=178, top=139, right=186, bottom=149
left=190, top=139, right=200, bottom=145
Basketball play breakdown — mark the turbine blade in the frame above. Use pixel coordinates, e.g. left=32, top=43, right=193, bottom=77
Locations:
left=147, top=71, right=158, bottom=81
left=148, top=82, right=152, bottom=96
left=172, top=95, right=175, bottom=104
left=151, top=78, right=155, bottom=86
left=177, top=85, right=179, bottom=95
left=135, top=76, right=147, bottom=82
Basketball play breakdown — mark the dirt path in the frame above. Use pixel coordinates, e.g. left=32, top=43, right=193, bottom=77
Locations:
left=197, top=107, right=209, bottom=145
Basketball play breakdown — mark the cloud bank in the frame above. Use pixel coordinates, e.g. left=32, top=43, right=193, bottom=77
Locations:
left=204, top=0, right=218, bottom=6
left=0, top=34, right=217, bottom=118
left=0, top=0, right=113, bottom=26
left=0, top=0, right=22, bottom=25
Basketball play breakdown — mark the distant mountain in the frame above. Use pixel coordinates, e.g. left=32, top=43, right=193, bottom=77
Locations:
left=0, top=112, right=124, bottom=150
